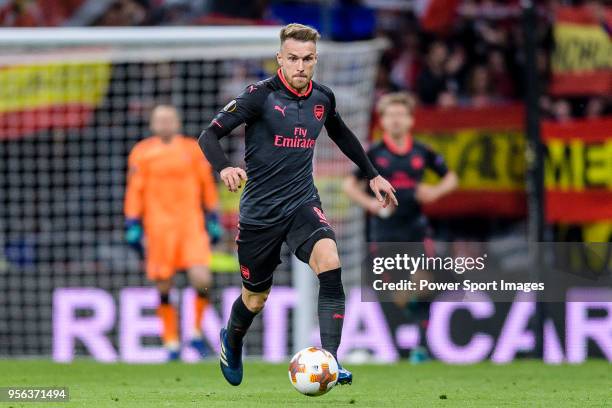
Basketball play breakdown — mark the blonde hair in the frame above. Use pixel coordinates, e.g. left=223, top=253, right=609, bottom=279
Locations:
left=377, top=92, right=416, bottom=116
left=280, top=23, right=320, bottom=44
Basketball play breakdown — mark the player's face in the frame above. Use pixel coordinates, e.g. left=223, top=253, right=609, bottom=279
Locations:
left=380, top=103, right=414, bottom=136
left=277, top=39, right=317, bottom=92
left=150, top=107, right=180, bottom=139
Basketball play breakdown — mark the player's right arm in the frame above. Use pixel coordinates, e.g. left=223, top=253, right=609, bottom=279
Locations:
left=343, top=150, right=389, bottom=216
left=124, top=144, right=146, bottom=252
left=193, top=146, right=223, bottom=244
left=198, top=84, right=266, bottom=192
left=322, top=87, right=398, bottom=208
left=343, top=175, right=386, bottom=215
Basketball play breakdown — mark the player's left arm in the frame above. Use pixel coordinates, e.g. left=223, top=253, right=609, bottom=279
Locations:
left=324, top=90, right=398, bottom=208
left=415, top=146, right=458, bottom=204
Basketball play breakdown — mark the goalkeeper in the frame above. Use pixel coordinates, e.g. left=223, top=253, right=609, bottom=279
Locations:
left=124, top=105, right=222, bottom=361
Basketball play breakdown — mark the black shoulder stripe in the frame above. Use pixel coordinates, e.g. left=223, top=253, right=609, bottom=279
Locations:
left=238, top=79, right=274, bottom=109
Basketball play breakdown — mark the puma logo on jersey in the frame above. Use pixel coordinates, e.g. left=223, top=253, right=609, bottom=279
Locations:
left=274, top=105, right=287, bottom=117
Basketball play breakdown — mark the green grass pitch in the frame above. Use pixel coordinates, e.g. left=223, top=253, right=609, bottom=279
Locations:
left=1, top=360, right=609, bottom=407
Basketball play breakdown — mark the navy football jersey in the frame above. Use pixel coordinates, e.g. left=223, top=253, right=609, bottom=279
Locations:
left=205, top=69, right=377, bottom=226
left=355, top=135, right=448, bottom=241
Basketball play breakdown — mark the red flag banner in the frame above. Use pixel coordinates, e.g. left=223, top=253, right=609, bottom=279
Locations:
left=542, top=118, right=612, bottom=223
left=0, top=57, right=111, bottom=139
left=412, top=105, right=612, bottom=223
left=413, top=104, right=527, bottom=219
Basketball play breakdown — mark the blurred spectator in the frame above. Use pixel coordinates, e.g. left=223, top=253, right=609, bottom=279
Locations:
left=551, top=99, right=572, bottom=123
left=208, top=0, right=268, bottom=20
left=93, top=0, right=148, bottom=26
left=416, top=41, right=451, bottom=105
left=540, top=95, right=553, bottom=117
left=584, top=97, right=606, bottom=119
left=375, top=62, right=401, bottom=100
left=389, top=31, right=422, bottom=90
left=437, top=91, right=458, bottom=108
left=487, top=49, right=515, bottom=99
left=0, top=0, right=83, bottom=26
left=0, top=0, right=44, bottom=26
left=465, top=65, right=496, bottom=108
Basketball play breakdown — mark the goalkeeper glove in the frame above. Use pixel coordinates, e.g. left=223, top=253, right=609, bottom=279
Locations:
left=205, top=212, right=223, bottom=245
left=125, top=218, right=144, bottom=255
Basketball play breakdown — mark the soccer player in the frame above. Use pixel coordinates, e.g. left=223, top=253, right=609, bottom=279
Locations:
left=343, top=92, right=458, bottom=362
left=199, top=23, right=397, bottom=386
left=124, top=105, right=221, bottom=361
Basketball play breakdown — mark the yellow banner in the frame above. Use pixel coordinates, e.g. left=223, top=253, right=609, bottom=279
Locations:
left=552, top=23, right=612, bottom=72
left=415, top=130, right=612, bottom=192
left=0, top=62, right=111, bottom=113
left=545, top=139, right=612, bottom=190
left=415, top=130, right=525, bottom=191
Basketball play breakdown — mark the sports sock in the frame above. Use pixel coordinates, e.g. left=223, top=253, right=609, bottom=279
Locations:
left=226, top=295, right=258, bottom=350
left=317, top=268, right=345, bottom=361
left=194, top=288, right=209, bottom=336
left=418, top=301, right=431, bottom=348
left=157, top=293, right=178, bottom=345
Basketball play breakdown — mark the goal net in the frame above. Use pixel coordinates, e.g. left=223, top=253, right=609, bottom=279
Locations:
left=0, top=27, right=384, bottom=360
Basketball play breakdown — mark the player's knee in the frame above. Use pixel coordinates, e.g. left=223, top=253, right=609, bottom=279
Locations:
left=156, top=279, right=173, bottom=295
left=188, top=265, right=211, bottom=289
left=309, top=239, right=341, bottom=273
left=312, top=252, right=341, bottom=274
left=243, top=291, right=268, bottom=313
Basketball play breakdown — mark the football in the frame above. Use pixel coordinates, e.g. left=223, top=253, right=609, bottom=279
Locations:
left=288, top=347, right=339, bottom=396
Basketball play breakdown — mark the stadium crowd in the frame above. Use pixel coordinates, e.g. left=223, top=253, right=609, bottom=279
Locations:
left=374, top=0, right=611, bottom=121
left=2, top=0, right=610, bottom=119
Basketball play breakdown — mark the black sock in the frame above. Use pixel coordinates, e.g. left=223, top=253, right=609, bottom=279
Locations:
left=226, top=295, right=258, bottom=350
left=197, top=288, right=209, bottom=300
left=160, top=292, right=170, bottom=305
left=318, top=268, right=345, bottom=361
left=419, top=301, right=431, bottom=348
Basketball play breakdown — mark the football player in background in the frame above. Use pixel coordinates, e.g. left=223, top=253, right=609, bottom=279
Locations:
left=124, top=105, right=221, bottom=361
left=344, top=92, right=458, bottom=362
